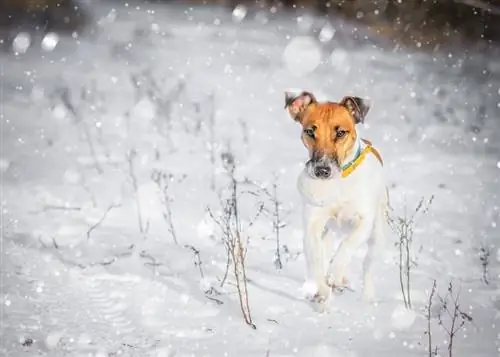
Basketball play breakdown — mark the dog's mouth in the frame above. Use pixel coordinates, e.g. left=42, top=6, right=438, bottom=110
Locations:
left=305, top=160, right=339, bottom=180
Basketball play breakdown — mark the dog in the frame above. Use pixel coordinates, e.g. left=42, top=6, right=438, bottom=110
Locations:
left=284, top=90, right=388, bottom=309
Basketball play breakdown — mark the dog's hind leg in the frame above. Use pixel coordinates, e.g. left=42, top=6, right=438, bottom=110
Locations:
left=362, top=205, right=386, bottom=303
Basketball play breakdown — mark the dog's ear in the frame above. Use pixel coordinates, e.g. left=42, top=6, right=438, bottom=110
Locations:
left=284, top=91, right=317, bottom=123
left=340, top=96, right=371, bottom=124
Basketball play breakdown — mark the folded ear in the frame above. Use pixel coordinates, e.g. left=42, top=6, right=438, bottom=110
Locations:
left=340, top=96, right=371, bottom=124
left=284, top=91, right=317, bottom=122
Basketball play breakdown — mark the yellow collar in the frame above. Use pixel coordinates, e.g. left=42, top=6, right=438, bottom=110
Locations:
left=341, top=142, right=383, bottom=178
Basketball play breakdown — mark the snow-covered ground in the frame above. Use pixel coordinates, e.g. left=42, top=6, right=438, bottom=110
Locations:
left=1, top=1, right=500, bottom=356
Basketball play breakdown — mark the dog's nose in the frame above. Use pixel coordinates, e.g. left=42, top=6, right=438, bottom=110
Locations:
left=314, top=166, right=331, bottom=178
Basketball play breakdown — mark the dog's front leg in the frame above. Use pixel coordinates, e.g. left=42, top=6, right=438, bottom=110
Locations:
left=327, top=215, right=374, bottom=288
left=302, top=204, right=330, bottom=303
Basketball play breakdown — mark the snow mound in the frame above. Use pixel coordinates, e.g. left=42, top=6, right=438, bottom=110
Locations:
left=301, top=344, right=357, bottom=357
left=45, top=330, right=64, bottom=349
left=390, top=305, right=417, bottom=330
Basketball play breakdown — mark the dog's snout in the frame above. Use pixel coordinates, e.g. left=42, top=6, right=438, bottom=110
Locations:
left=314, top=165, right=331, bottom=179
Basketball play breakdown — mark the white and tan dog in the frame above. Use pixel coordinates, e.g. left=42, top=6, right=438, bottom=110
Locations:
left=284, top=91, right=388, bottom=308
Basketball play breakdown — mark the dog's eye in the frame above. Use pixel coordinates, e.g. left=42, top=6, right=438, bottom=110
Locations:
left=304, top=128, right=315, bottom=139
left=336, top=130, right=347, bottom=138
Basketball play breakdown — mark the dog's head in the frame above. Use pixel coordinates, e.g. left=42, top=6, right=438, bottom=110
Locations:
left=284, top=91, right=371, bottom=180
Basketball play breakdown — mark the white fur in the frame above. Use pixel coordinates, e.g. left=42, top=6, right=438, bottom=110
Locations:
left=297, top=139, right=388, bottom=306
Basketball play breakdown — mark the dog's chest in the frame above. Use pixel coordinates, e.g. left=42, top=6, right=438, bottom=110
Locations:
left=297, top=170, right=369, bottom=220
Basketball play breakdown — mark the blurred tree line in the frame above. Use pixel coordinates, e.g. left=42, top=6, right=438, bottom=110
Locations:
left=183, top=0, right=500, bottom=47
left=323, top=0, right=500, bottom=47
left=246, top=0, right=500, bottom=47
left=0, top=0, right=89, bottom=32
left=1, top=0, right=499, bottom=48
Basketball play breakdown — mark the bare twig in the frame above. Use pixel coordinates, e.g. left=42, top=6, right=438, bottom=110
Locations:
left=39, top=237, right=134, bottom=269
left=151, top=169, right=179, bottom=245
left=208, top=149, right=256, bottom=329
left=387, top=195, right=434, bottom=309
left=60, top=87, right=103, bottom=174
left=126, top=149, right=145, bottom=235
left=478, top=245, right=491, bottom=285
left=131, top=72, right=185, bottom=150
left=270, top=181, right=284, bottom=269
left=259, top=178, right=287, bottom=269
left=436, top=280, right=473, bottom=357
left=86, top=202, right=122, bottom=240
left=208, top=93, right=217, bottom=191
left=426, top=279, right=437, bottom=357
left=205, top=295, right=224, bottom=305
left=185, top=244, right=205, bottom=279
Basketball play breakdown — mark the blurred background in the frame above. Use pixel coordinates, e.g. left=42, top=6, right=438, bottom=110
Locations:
left=2, top=0, right=500, bottom=51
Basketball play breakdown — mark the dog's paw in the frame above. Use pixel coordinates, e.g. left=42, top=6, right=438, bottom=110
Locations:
left=309, top=290, right=332, bottom=314
left=311, top=299, right=330, bottom=314
left=302, top=281, right=331, bottom=307
left=326, top=275, right=349, bottom=292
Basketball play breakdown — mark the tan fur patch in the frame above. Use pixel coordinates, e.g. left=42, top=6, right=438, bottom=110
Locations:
left=300, top=103, right=358, bottom=166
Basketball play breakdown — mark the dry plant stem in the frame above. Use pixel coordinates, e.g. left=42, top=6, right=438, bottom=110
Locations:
left=185, top=244, right=205, bottom=279
left=437, top=281, right=473, bottom=357
left=126, top=150, right=145, bottom=234
left=229, top=173, right=255, bottom=328
left=208, top=153, right=256, bottom=328
left=388, top=195, right=434, bottom=309
left=86, top=202, right=122, bottom=240
left=220, top=237, right=231, bottom=288
left=80, top=169, right=98, bottom=207
left=271, top=182, right=283, bottom=269
left=405, top=216, right=412, bottom=309
left=399, top=236, right=408, bottom=308
left=40, top=237, right=134, bottom=269
left=151, top=170, right=179, bottom=245
left=479, top=245, right=490, bottom=285
left=207, top=206, right=231, bottom=288
left=208, top=93, right=216, bottom=191
left=60, top=88, right=103, bottom=174
left=427, top=280, right=437, bottom=357
left=130, top=72, right=184, bottom=149
left=447, top=286, right=462, bottom=357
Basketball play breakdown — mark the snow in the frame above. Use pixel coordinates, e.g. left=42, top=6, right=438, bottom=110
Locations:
left=318, top=22, right=335, bottom=43
left=232, top=5, right=248, bottom=23
left=390, top=305, right=417, bottom=330
left=283, top=36, right=323, bottom=76
left=1, top=1, right=500, bottom=357
left=0, top=158, right=11, bottom=173
left=12, top=32, right=31, bottom=54
left=45, top=331, right=64, bottom=349
left=41, top=33, right=60, bottom=52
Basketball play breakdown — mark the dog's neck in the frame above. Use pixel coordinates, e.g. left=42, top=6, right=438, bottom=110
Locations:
left=341, top=136, right=363, bottom=171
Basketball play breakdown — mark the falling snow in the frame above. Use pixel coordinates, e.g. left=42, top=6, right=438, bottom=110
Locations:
left=1, top=2, right=499, bottom=357
left=12, top=32, right=31, bottom=54
left=283, top=36, right=322, bottom=75
left=232, top=4, right=247, bottom=22
left=41, top=32, right=60, bottom=52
